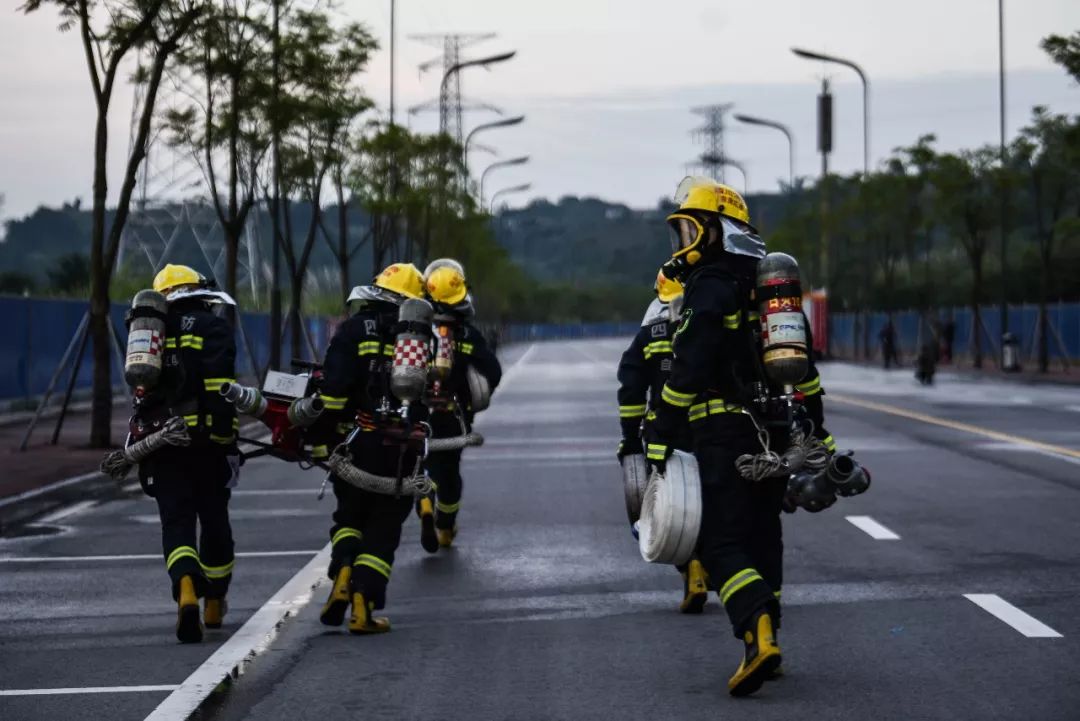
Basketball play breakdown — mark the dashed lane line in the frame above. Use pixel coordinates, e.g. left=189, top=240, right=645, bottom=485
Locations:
left=830, top=393, right=1080, bottom=462
left=0, top=550, right=318, bottom=563
left=0, top=685, right=178, bottom=697
left=34, top=499, right=98, bottom=524
left=963, top=594, right=1063, bottom=638
left=845, top=515, right=901, bottom=540
left=142, top=544, right=331, bottom=721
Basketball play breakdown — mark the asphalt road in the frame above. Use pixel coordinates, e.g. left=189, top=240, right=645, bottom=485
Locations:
left=2, top=340, right=1079, bottom=721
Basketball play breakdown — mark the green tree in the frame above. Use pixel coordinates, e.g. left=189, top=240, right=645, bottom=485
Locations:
left=22, top=0, right=205, bottom=447
left=48, top=252, right=91, bottom=294
left=1042, top=31, right=1080, bottom=83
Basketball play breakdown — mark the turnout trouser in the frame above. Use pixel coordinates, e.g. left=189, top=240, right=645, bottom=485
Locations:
left=426, top=411, right=468, bottom=530
left=326, top=429, right=420, bottom=610
left=693, top=419, right=785, bottom=637
left=145, top=448, right=235, bottom=601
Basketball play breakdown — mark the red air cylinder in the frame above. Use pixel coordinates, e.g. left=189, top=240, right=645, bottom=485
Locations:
left=756, top=252, right=809, bottom=387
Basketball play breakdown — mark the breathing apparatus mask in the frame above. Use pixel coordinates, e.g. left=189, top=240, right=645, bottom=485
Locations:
left=662, top=213, right=766, bottom=282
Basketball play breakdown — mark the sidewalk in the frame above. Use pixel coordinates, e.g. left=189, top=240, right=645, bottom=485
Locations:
left=0, top=405, right=130, bottom=532
left=832, top=357, right=1080, bottom=386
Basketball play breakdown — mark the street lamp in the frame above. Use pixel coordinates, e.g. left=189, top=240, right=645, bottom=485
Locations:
left=490, top=183, right=532, bottom=214
left=735, top=113, right=795, bottom=188
left=479, top=156, right=529, bottom=209
left=439, top=51, right=517, bottom=135
left=792, top=47, right=870, bottom=175
left=464, top=115, right=525, bottom=166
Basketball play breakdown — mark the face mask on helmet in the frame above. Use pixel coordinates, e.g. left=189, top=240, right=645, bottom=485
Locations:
left=718, top=217, right=767, bottom=260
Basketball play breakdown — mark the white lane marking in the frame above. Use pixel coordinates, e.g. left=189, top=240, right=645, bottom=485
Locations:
left=0, top=685, right=178, bottom=697
left=35, top=500, right=98, bottom=524
left=0, top=550, right=318, bottom=564
left=1066, top=405, right=1080, bottom=414
left=143, top=544, right=332, bottom=721
left=230, top=489, right=317, bottom=496
left=976, top=442, right=1080, bottom=467
left=963, top=594, right=1063, bottom=638
left=845, top=515, right=901, bottom=540
left=0, top=471, right=103, bottom=509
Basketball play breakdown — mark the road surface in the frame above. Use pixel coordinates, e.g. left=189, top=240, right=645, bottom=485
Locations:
left=2, top=340, right=1078, bottom=720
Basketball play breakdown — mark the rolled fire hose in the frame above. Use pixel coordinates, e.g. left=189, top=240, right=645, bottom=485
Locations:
left=638, top=450, right=702, bottom=566
left=621, top=454, right=649, bottom=524
left=327, top=446, right=434, bottom=497
left=426, top=431, right=485, bottom=453
left=100, top=416, right=191, bottom=480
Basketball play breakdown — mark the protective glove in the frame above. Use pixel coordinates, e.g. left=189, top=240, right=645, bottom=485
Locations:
left=642, top=424, right=674, bottom=475
left=617, top=435, right=644, bottom=462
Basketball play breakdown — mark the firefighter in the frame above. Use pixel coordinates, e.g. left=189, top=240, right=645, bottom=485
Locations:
left=418, top=259, right=502, bottom=552
left=616, top=269, right=709, bottom=612
left=138, top=264, right=240, bottom=644
left=315, top=262, right=428, bottom=634
left=648, top=177, right=836, bottom=696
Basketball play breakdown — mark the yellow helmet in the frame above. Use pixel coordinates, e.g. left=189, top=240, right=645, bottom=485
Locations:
left=665, top=176, right=764, bottom=269
left=423, top=258, right=468, bottom=305
left=374, top=262, right=424, bottom=299
left=153, top=264, right=206, bottom=295
left=654, top=268, right=683, bottom=303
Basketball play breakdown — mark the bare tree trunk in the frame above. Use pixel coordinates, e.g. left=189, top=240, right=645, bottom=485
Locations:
left=971, top=254, right=984, bottom=369
left=336, top=179, right=349, bottom=301
left=88, top=99, right=113, bottom=448
left=1038, top=247, right=1050, bottom=373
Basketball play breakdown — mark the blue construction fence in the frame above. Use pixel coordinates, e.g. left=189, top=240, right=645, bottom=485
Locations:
left=829, top=302, right=1080, bottom=362
left=1, top=295, right=333, bottom=402
left=501, top=322, right=639, bottom=343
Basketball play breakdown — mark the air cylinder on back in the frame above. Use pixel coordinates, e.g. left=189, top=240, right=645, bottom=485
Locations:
left=124, top=289, right=168, bottom=391
left=390, top=298, right=434, bottom=403
left=756, top=253, right=809, bottom=387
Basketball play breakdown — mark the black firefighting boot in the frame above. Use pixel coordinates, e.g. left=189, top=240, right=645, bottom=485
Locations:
left=679, top=559, right=708, bottom=614
left=204, top=597, right=228, bottom=629
left=320, top=566, right=352, bottom=627
left=418, top=496, right=439, bottom=554
left=175, top=575, right=203, bottom=644
left=728, top=607, right=782, bottom=697
left=348, top=592, right=391, bottom=635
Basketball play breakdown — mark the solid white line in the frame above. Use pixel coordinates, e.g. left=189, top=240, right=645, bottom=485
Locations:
left=964, top=594, right=1063, bottom=638
left=845, top=515, right=901, bottom=540
left=143, top=544, right=332, bottom=721
left=0, top=685, right=178, bottom=696
left=230, top=489, right=317, bottom=496
left=35, top=500, right=98, bottom=524
left=0, top=550, right=318, bottom=564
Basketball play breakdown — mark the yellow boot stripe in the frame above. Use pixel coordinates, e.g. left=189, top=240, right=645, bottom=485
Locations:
left=354, top=554, right=392, bottom=579
left=332, top=527, right=363, bottom=546
left=619, top=404, right=647, bottom=418
left=720, top=568, right=764, bottom=604
left=200, top=560, right=235, bottom=579
left=166, top=546, right=200, bottom=570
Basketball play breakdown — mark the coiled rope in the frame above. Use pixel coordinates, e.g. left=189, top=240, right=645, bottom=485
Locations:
left=736, top=416, right=830, bottom=482
left=427, top=432, right=485, bottom=452
left=326, top=446, right=434, bottom=497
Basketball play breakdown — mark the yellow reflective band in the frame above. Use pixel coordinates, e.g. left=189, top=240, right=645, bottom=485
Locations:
left=310, top=444, right=328, bottom=459
left=358, top=341, right=382, bottom=356
left=209, top=433, right=236, bottom=444
left=688, top=399, right=745, bottom=422
left=183, top=414, right=200, bottom=427
left=643, top=341, right=673, bottom=359
left=336, top=422, right=354, bottom=434
left=796, top=375, right=822, bottom=396
left=436, top=500, right=461, bottom=514
left=200, top=559, right=234, bottom=579
left=661, top=384, right=695, bottom=408
left=382, top=345, right=395, bottom=356
left=166, top=546, right=199, bottom=570
left=723, top=312, right=740, bottom=330
left=646, top=443, right=668, bottom=460
left=646, top=410, right=657, bottom=421
left=179, top=334, right=204, bottom=350
left=720, top=568, right=764, bottom=604
left=353, top=553, right=392, bottom=580
left=232, top=418, right=240, bottom=429
left=773, top=590, right=782, bottom=599
left=747, top=311, right=760, bottom=322
left=321, top=395, right=348, bottom=411
left=332, top=527, right=363, bottom=546
left=619, top=404, right=647, bottom=419
left=823, top=435, right=837, bottom=453
left=203, top=377, right=235, bottom=392
left=165, top=338, right=177, bottom=349
left=457, top=342, right=474, bottom=355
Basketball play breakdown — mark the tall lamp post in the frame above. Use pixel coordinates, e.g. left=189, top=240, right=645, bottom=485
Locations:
left=439, top=51, right=517, bottom=137
left=792, top=47, right=870, bottom=176
left=735, top=113, right=795, bottom=188
left=998, top=0, right=1009, bottom=339
left=464, top=115, right=525, bottom=166
left=479, top=156, right=529, bottom=210
left=490, top=183, right=532, bottom=214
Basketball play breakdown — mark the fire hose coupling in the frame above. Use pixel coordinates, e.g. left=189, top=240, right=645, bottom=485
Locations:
left=220, top=382, right=268, bottom=417
left=100, top=416, right=191, bottom=480
left=286, top=396, right=324, bottom=428
left=326, top=445, right=433, bottom=497
left=426, top=432, right=485, bottom=453
left=784, top=451, right=871, bottom=513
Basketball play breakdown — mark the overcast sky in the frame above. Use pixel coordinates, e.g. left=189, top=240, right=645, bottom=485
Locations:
left=2, top=0, right=1079, bottom=220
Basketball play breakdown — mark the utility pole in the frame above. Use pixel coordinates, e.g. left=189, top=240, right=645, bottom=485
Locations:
left=690, top=104, right=733, bottom=181
left=269, top=0, right=282, bottom=372
left=389, top=0, right=396, bottom=126
left=818, top=78, right=833, bottom=290
left=409, top=33, right=502, bottom=146
left=998, top=0, right=1009, bottom=339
